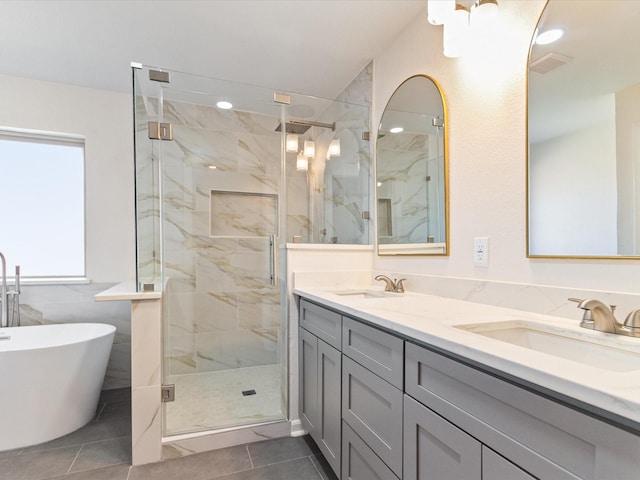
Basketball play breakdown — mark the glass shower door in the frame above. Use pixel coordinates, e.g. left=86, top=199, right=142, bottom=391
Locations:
left=149, top=68, right=288, bottom=436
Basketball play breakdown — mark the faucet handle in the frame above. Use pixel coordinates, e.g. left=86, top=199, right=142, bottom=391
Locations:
left=395, top=279, right=406, bottom=293
left=624, top=310, right=640, bottom=331
left=568, top=297, right=585, bottom=305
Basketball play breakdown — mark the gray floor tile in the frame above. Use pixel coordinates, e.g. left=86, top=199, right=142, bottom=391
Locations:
left=96, top=400, right=131, bottom=421
left=44, top=463, right=131, bottom=480
left=0, top=445, right=80, bottom=480
left=310, top=454, right=339, bottom=480
left=129, top=444, right=252, bottom=480
left=247, top=435, right=320, bottom=468
left=69, top=436, right=131, bottom=472
left=22, top=417, right=131, bottom=453
left=0, top=448, right=24, bottom=460
left=211, top=457, right=322, bottom=480
left=99, top=388, right=131, bottom=404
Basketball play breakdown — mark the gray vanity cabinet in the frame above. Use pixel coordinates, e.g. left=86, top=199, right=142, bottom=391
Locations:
left=403, top=395, right=481, bottom=480
left=342, top=421, right=399, bottom=480
left=482, top=448, right=536, bottom=480
left=299, top=300, right=342, bottom=477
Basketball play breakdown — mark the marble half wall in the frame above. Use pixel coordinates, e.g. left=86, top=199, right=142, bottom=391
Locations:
left=18, top=283, right=131, bottom=390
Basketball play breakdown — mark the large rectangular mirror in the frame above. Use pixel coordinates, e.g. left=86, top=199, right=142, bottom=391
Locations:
left=376, top=75, right=449, bottom=255
left=528, top=0, right=640, bottom=258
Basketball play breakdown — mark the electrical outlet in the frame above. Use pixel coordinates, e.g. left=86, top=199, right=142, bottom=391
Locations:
left=473, top=237, right=489, bottom=267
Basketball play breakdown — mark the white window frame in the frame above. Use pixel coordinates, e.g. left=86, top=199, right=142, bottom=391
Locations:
left=0, top=127, right=87, bottom=283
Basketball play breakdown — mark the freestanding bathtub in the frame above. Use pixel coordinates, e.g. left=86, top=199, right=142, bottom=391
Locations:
left=0, top=323, right=116, bottom=451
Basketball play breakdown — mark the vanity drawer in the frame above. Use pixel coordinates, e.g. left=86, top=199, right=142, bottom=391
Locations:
left=342, top=421, right=399, bottom=480
left=342, top=316, right=404, bottom=389
left=404, top=341, right=640, bottom=480
left=342, top=355, right=403, bottom=476
left=299, top=299, right=342, bottom=349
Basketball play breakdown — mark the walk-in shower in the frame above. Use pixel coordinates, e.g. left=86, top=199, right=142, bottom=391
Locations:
left=132, top=64, right=370, bottom=442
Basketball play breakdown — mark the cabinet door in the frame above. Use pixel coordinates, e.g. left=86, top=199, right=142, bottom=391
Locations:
left=342, top=421, right=399, bottom=480
left=299, top=327, right=318, bottom=437
left=317, top=339, right=342, bottom=476
left=482, top=447, right=536, bottom=480
left=342, top=356, right=403, bottom=476
left=404, top=395, right=481, bottom=480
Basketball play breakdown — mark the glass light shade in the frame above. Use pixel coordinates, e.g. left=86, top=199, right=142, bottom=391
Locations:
left=304, top=140, right=315, bottom=158
left=328, top=139, right=341, bottom=157
left=296, top=152, right=308, bottom=171
left=390, top=127, right=404, bottom=134
left=285, top=134, right=298, bottom=152
left=428, top=0, right=455, bottom=25
left=443, top=5, right=470, bottom=58
left=535, top=28, right=564, bottom=45
left=216, top=101, right=233, bottom=109
left=471, top=0, right=498, bottom=31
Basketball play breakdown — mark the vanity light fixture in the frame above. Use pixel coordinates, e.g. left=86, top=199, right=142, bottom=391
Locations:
left=296, top=151, right=308, bottom=171
left=535, top=28, right=564, bottom=45
left=286, top=134, right=298, bottom=152
left=216, top=100, right=233, bottom=110
left=428, top=0, right=500, bottom=58
left=328, top=139, right=341, bottom=158
left=304, top=140, right=315, bottom=158
left=389, top=127, right=404, bottom=134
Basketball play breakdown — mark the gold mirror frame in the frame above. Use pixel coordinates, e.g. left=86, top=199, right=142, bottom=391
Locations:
left=527, top=0, right=640, bottom=260
left=376, top=74, right=449, bottom=256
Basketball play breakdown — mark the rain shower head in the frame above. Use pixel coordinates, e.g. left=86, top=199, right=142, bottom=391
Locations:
left=274, top=119, right=336, bottom=133
left=275, top=121, right=312, bottom=134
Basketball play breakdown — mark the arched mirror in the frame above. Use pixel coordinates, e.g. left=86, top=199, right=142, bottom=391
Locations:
left=528, top=0, right=640, bottom=258
left=376, top=75, right=448, bottom=255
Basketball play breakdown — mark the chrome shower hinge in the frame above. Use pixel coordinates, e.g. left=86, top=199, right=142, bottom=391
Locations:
left=161, top=384, right=175, bottom=403
left=148, top=122, right=173, bottom=141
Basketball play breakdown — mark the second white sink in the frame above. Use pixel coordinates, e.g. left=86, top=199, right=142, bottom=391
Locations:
left=455, top=320, right=640, bottom=373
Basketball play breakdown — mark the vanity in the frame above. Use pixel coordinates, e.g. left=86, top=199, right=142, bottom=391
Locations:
left=294, top=286, right=640, bottom=480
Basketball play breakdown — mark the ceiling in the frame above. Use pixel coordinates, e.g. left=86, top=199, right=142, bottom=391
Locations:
left=0, top=0, right=425, bottom=99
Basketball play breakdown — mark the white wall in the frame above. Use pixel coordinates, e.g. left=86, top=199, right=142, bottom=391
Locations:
left=529, top=120, right=617, bottom=255
left=0, top=74, right=135, bottom=282
left=373, top=1, right=640, bottom=295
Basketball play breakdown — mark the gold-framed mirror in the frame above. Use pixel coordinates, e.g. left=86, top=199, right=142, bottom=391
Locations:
left=527, top=0, right=640, bottom=258
left=376, top=75, right=449, bottom=256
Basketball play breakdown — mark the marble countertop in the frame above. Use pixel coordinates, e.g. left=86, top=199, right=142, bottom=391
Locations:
left=94, top=281, right=162, bottom=302
left=293, top=286, right=640, bottom=431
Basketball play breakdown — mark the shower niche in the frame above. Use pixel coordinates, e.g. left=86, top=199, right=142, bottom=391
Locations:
left=133, top=63, right=371, bottom=442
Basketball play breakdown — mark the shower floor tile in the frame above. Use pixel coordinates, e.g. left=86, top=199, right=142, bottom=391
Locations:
left=165, top=364, right=285, bottom=435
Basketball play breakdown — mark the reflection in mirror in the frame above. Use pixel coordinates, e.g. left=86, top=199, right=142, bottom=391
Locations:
left=376, top=75, right=448, bottom=255
left=528, top=0, right=640, bottom=258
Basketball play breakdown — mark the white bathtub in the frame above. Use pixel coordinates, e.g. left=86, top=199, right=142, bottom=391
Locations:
left=0, top=323, right=116, bottom=451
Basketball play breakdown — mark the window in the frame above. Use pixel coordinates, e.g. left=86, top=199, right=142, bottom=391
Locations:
left=0, top=128, right=85, bottom=278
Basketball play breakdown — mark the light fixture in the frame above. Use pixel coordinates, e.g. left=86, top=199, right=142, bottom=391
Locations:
left=443, top=4, right=470, bottom=58
left=429, top=0, right=500, bottom=58
left=296, top=151, right=308, bottom=171
left=328, top=139, right=341, bottom=158
left=389, top=127, right=404, bottom=134
left=535, top=28, right=564, bottom=45
left=471, top=0, right=498, bottom=27
left=304, top=140, right=315, bottom=158
left=286, top=134, right=298, bottom=152
left=208, top=165, right=217, bottom=170
left=427, top=0, right=455, bottom=25
left=216, top=100, right=233, bottom=109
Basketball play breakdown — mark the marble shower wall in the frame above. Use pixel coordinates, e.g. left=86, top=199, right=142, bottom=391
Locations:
left=377, top=132, right=442, bottom=243
left=18, top=283, right=131, bottom=390
left=157, top=100, right=284, bottom=376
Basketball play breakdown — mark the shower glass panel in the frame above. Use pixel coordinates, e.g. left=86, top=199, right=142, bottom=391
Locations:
left=134, top=65, right=288, bottom=436
left=284, top=92, right=370, bottom=245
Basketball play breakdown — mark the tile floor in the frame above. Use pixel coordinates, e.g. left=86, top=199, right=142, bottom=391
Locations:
left=0, top=388, right=337, bottom=480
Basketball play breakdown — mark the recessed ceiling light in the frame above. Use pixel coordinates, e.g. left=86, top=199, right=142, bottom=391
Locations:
left=208, top=165, right=217, bottom=169
left=535, top=28, right=564, bottom=45
left=390, top=127, right=404, bottom=134
left=216, top=101, right=233, bottom=110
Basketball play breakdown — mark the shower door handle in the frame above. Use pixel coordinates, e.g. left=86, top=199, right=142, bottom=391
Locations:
left=269, top=234, right=278, bottom=287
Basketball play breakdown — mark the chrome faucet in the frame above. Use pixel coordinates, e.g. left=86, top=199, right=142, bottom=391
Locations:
left=375, top=275, right=406, bottom=293
left=569, top=298, right=640, bottom=337
left=0, top=252, right=21, bottom=328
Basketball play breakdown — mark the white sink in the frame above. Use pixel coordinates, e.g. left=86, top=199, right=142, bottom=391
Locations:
left=329, top=289, right=399, bottom=299
left=455, top=320, right=640, bottom=372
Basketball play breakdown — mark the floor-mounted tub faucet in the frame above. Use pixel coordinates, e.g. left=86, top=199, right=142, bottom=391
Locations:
left=0, top=251, right=7, bottom=328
